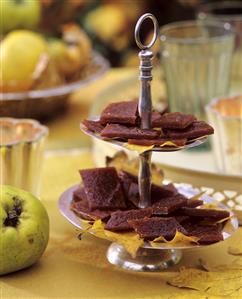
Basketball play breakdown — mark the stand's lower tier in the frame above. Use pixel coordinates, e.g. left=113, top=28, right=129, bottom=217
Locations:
left=107, top=243, right=182, bottom=272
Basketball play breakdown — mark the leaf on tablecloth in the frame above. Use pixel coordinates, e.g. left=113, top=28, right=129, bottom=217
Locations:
left=150, top=231, right=199, bottom=248
left=90, top=219, right=144, bottom=257
left=106, top=151, right=164, bottom=185
left=167, top=267, right=211, bottom=291
left=228, top=246, right=242, bottom=256
left=199, top=258, right=242, bottom=272
left=167, top=267, right=242, bottom=296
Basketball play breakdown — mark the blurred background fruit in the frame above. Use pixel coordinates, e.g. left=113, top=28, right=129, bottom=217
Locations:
left=48, top=23, right=92, bottom=80
left=0, top=30, right=48, bottom=92
left=0, top=0, right=41, bottom=34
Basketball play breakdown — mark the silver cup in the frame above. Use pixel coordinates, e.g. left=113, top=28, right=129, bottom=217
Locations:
left=0, top=118, right=48, bottom=196
left=160, top=20, right=235, bottom=120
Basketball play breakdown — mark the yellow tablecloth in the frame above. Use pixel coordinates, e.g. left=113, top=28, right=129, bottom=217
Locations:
left=1, top=150, right=242, bottom=299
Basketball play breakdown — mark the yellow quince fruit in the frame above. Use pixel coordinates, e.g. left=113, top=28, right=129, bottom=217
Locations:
left=0, top=30, right=48, bottom=92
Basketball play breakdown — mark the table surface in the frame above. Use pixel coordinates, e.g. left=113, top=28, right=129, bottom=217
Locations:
left=1, top=150, right=242, bottom=299
left=1, top=69, right=242, bottom=299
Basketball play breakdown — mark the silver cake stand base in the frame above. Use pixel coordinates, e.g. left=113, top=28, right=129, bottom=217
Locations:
left=58, top=184, right=238, bottom=273
left=107, top=243, right=182, bottom=272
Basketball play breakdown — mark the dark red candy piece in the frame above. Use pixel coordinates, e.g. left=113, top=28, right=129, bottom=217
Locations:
left=71, top=201, right=111, bottom=221
left=128, top=138, right=187, bottom=147
left=118, top=171, right=178, bottom=207
left=163, top=121, right=214, bottom=139
left=73, top=186, right=87, bottom=202
left=152, top=112, right=196, bottom=129
left=101, top=124, right=160, bottom=140
left=118, top=171, right=139, bottom=206
left=82, top=119, right=104, bottom=134
left=151, top=183, right=178, bottom=204
left=79, top=167, right=126, bottom=211
left=180, top=207, right=230, bottom=220
left=152, top=194, right=188, bottom=215
left=184, top=224, right=223, bottom=244
left=186, top=199, right=204, bottom=208
left=151, top=111, right=163, bottom=127
left=100, top=100, right=138, bottom=125
left=128, top=217, right=188, bottom=241
left=174, top=216, right=190, bottom=224
left=71, top=187, right=112, bottom=220
left=118, top=171, right=137, bottom=194
left=105, top=208, right=152, bottom=231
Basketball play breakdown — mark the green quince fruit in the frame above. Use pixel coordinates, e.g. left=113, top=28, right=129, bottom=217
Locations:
left=0, top=185, right=49, bottom=275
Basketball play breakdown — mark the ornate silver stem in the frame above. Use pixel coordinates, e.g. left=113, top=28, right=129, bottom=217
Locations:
left=135, top=13, right=158, bottom=208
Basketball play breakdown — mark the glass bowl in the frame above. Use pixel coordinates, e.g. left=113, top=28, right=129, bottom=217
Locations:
left=0, top=51, right=109, bottom=120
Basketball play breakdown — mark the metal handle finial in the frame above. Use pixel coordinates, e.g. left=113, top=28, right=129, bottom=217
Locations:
left=135, top=13, right=159, bottom=209
left=135, top=13, right=159, bottom=50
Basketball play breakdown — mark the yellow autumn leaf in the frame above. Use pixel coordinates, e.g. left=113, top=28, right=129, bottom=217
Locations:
left=150, top=231, right=199, bottom=248
left=167, top=267, right=242, bottom=296
left=124, top=140, right=182, bottom=153
left=189, top=135, right=208, bottom=143
left=124, top=142, right=154, bottom=153
left=90, top=219, right=144, bottom=257
left=158, top=141, right=181, bottom=148
left=106, top=151, right=164, bottom=185
left=201, top=203, right=224, bottom=209
left=228, top=246, right=242, bottom=256
left=79, top=219, right=93, bottom=229
left=90, top=219, right=107, bottom=239
left=167, top=267, right=211, bottom=291
left=199, top=258, right=242, bottom=271
left=104, top=230, right=144, bottom=258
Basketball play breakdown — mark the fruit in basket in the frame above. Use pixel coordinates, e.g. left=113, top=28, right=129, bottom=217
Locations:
left=0, top=185, right=49, bottom=275
left=48, top=23, right=92, bottom=78
left=0, top=0, right=41, bottom=34
left=0, top=30, right=48, bottom=92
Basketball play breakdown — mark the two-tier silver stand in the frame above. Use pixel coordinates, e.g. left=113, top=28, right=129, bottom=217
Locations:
left=79, top=14, right=212, bottom=272
left=59, top=13, right=238, bottom=270
left=107, top=14, right=184, bottom=271
left=81, top=13, right=208, bottom=271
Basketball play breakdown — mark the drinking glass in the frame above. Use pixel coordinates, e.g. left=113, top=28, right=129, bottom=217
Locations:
left=0, top=118, right=48, bottom=196
left=197, top=1, right=242, bottom=92
left=160, top=20, right=235, bottom=120
left=206, top=95, right=242, bottom=175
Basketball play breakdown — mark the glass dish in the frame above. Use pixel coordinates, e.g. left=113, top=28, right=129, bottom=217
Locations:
left=0, top=51, right=109, bottom=120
